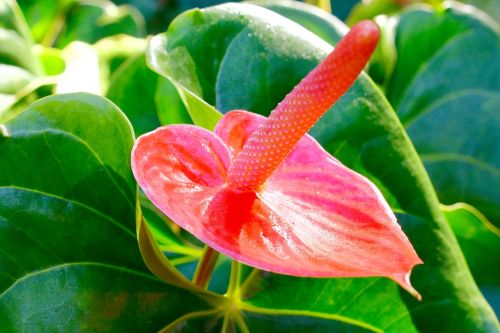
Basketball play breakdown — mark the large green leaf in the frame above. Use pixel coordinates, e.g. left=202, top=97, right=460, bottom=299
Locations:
left=386, top=3, right=500, bottom=226
left=147, top=3, right=498, bottom=332
left=0, top=93, right=216, bottom=331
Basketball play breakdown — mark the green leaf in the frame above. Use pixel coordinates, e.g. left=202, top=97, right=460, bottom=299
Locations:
left=386, top=3, right=500, bottom=225
left=443, top=203, right=500, bottom=315
left=0, top=93, right=216, bottom=330
left=147, top=3, right=499, bottom=331
left=240, top=271, right=417, bottom=332
left=241, top=310, right=376, bottom=333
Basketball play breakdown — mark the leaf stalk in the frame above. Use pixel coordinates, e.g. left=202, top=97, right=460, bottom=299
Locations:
left=192, top=246, right=219, bottom=289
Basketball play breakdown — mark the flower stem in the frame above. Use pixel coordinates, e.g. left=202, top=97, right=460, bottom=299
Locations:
left=226, top=261, right=241, bottom=297
left=192, top=246, right=219, bottom=289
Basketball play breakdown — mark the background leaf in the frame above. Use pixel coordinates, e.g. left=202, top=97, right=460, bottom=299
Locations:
left=55, top=0, right=145, bottom=48
left=386, top=3, right=500, bottom=226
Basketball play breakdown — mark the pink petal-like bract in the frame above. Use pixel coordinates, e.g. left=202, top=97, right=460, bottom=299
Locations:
left=132, top=21, right=423, bottom=298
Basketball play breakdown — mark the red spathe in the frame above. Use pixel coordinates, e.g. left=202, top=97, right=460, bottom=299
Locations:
left=132, top=110, right=422, bottom=299
left=132, top=20, right=422, bottom=299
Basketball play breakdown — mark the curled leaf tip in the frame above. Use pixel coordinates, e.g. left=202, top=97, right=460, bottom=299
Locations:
left=392, top=271, right=422, bottom=301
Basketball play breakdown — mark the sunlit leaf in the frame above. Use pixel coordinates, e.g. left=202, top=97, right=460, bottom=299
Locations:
left=0, top=93, right=216, bottom=330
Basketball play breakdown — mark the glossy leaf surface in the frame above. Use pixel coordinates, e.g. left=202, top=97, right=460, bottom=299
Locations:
left=0, top=93, right=213, bottom=331
left=147, top=3, right=498, bottom=332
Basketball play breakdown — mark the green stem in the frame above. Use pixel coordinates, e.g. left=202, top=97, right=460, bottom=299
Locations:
left=158, top=244, right=203, bottom=257
left=226, top=261, right=241, bottom=297
left=192, top=246, right=219, bottom=289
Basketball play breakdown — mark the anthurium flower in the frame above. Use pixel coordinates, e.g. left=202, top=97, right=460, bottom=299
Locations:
left=132, top=21, right=422, bottom=298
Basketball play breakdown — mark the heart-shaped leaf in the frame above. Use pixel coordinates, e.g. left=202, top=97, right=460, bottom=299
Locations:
left=0, top=93, right=219, bottom=331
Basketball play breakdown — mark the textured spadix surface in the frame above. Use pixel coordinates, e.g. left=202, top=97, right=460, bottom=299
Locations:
left=132, top=21, right=422, bottom=297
